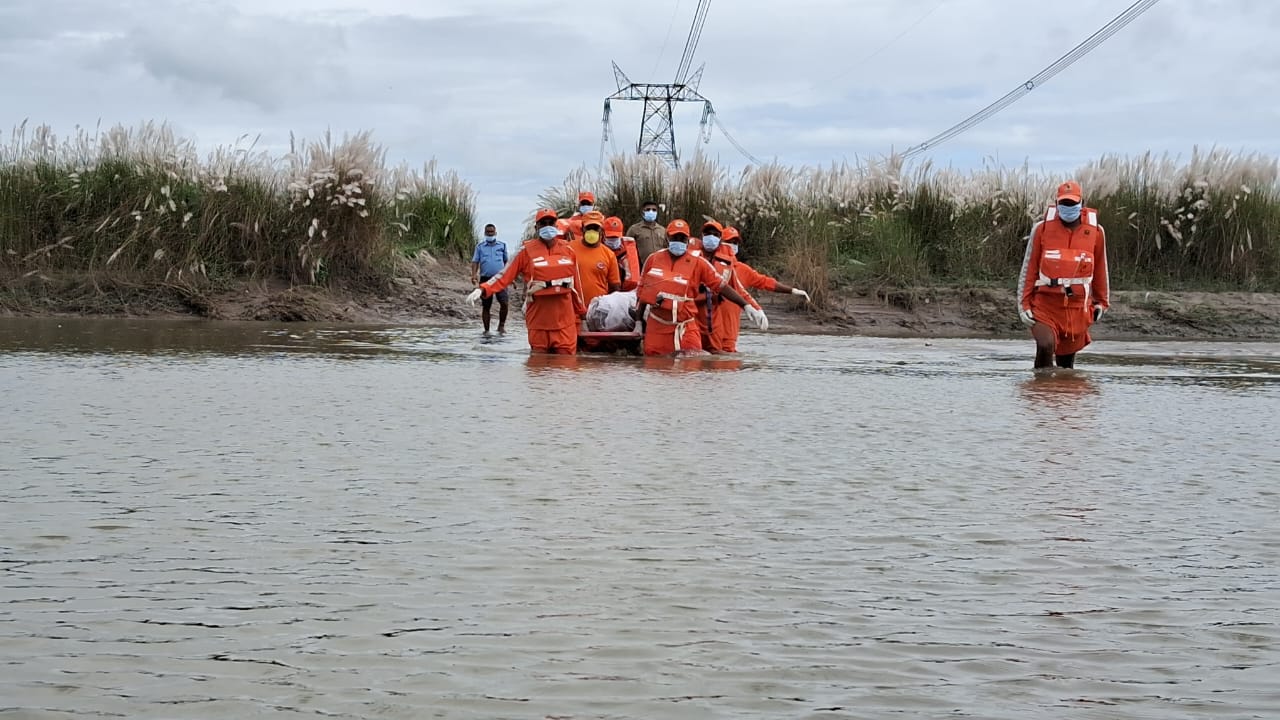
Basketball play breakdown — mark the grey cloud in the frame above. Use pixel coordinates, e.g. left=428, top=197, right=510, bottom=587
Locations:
left=5, top=0, right=1280, bottom=241
left=105, top=7, right=349, bottom=112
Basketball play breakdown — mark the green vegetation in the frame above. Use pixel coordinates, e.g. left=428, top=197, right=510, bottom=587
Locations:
left=544, top=151, right=1280, bottom=306
left=0, top=122, right=476, bottom=290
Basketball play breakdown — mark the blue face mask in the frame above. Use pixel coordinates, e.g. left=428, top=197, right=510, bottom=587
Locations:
left=1057, top=203, right=1082, bottom=223
left=667, top=240, right=687, bottom=257
left=603, top=237, right=622, bottom=250
left=484, top=235, right=497, bottom=243
left=579, top=204, right=593, bottom=214
left=538, top=225, right=559, bottom=241
left=725, top=243, right=738, bottom=256
left=642, top=210, right=658, bottom=222
left=701, top=235, right=720, bottom=252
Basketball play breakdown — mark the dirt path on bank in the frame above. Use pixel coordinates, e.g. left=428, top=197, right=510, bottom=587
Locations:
left=3, top=257, right=1278, bottom=341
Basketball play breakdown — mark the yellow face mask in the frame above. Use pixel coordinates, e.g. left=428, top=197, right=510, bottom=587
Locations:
left=583, top=229, right=601, bottom=245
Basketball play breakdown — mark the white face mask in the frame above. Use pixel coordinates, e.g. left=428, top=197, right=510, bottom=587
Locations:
left=725, top=243, right=738, bottom=256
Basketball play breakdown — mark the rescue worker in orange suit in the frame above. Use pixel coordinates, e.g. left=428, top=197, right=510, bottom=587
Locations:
left=571, top=211, right=621, bottom=309
left=602, top=216, right=640, bottom=291
left=634, top=219, right=767, bottom=356
left=564, top=191, right=596, bottom=242
left=704, top=225, right=811, bottom=352
left=1017, top=180, right=1110, bottom=369
left=687, top=220, right=729, bottom=349
left=467, top=208, right=586, bottom=354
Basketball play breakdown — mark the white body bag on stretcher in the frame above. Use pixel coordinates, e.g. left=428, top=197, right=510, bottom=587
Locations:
left=585, top=290, right=638, bottom=332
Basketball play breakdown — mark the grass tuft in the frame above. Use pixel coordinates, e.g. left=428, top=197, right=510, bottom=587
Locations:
left=552, top=150, right=1280, bottom=305
left=0, top=121, right=476, bottom=289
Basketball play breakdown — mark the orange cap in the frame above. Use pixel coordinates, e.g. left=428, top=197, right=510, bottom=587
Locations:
left=603, top=216, right=625, bottom=238
left=577, top=191, right=596, bottom=204
left=535, top=208, right=558, bottom=223
left=581, top=210, right=606, bottom=229
left=1056, top=181, right=1082, bottom=203
left=666, top=219, right=691, bottom=237
left=722, top=226, right=741, bottom=242
left=701, top=220, right=723, bottom=235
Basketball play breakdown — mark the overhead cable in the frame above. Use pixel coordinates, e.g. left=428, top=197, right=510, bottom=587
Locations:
left=712, top=114, right=765, bottom=166
left=901, top=0, right=1164, bottom=159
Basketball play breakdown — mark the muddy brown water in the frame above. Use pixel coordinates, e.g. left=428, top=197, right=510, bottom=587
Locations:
left=2, top=317, right=1279, bottom=719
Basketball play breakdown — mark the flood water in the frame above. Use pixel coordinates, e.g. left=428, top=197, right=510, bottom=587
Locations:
left=2, top=317, right=1278, bottom=719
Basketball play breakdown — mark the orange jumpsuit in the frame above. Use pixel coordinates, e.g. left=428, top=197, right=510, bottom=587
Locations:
left=482, top=238, right=586, bottom=354
left=636, top=250, right=727, bottom=356
left=685, top=247, right=718, bottom=349
left=565, top=213, right=585, bottom=243
left=571, top=238, right=621, bottom=309
left=708, top=251, right=771, bottom=353
left=1018, top=206, right=1110, bottom=356
left=611, top=239, right=641, bottom=291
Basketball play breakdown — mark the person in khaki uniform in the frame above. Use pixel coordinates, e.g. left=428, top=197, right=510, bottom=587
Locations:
left=626, top=199, right=666, bottom=261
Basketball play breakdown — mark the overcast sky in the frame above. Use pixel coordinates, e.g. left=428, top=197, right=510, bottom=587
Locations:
left=3, top=0, right=1278, bottom=241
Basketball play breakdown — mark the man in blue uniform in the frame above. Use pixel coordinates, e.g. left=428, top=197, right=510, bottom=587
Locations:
left=470, top=223, right=509, bottom=335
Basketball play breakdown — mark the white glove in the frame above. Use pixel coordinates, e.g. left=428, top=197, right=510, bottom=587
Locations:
left=1092, top=305, right=1105, bottom=322
left=1019, top=308, right=1035, bottom=327
left=466, top=288, right=483, bottom=306
left=744, top=304, right=769, bottom=331
left=791, top=288, right=811, bottom=303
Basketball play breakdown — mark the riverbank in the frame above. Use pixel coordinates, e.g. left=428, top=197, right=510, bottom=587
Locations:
left=3, top=257, right=1278, bottom=341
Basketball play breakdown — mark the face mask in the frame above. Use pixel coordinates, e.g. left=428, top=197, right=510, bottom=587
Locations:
left=642, top=210, right=658, bottom=222
left=484, top=235, right=497, bottom=243
left=583, top=229, right=601, bottom=245
left=701, top=235, right=720, bottom=252
left=604, top=237, right=622, bottom=250
left=579, top=204, right=593, bottom=214
left=725, top=243, right=738, bottom=256
left=1057, top=203, right=1082, bottom=223
left=538, top=225, right=559, bottom=241
left=667, top=240, right=687, bottom=257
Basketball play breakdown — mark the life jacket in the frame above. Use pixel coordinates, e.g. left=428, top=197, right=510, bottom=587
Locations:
left=1034, top=206, right=1099, bottom=304
left=521, top=239, right=576, bottom=298
left=638, top=252, right=712, bottom=350
left=707, top=250, right=761, bottom=310
left=565, top=214, right=585, bottom=242
left=612, top=237, right=640, bottom=290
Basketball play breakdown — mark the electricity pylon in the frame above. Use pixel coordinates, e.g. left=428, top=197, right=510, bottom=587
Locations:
left=599, top=0, right=715, bottom=169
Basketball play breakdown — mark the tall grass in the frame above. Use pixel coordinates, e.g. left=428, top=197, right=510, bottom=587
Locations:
left=0, top=121, right=476, bottom=288
left=552, top=150, right=1280, bottom=303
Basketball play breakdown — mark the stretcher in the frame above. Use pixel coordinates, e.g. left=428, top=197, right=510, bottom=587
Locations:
left=577, top=328, right=643, bottom=355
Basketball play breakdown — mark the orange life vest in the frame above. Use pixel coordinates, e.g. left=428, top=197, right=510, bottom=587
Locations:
left=612, top=238, right=641, bottom=291
left=637, top=253, right=706, bottom=325
left=1034, top=206, right=1099, bottom=304
left=521, top=239, right=577, bottom=299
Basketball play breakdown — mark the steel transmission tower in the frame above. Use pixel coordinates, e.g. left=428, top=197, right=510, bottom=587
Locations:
left=600, top=0, right=715, bottom=169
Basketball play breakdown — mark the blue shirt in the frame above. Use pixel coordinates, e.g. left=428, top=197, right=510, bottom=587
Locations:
left=471, top=238, right=508, bottom=277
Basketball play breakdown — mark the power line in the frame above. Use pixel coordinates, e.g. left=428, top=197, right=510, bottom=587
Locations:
left=712, top=114, right=764, bottom=166
left=674, top=0, right=712, bottom=84
left=650, top=0, right=683, bottom=78
left=826, top=0, right=949, bottom=85
left=902, top=0, right=1164, bottom=159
